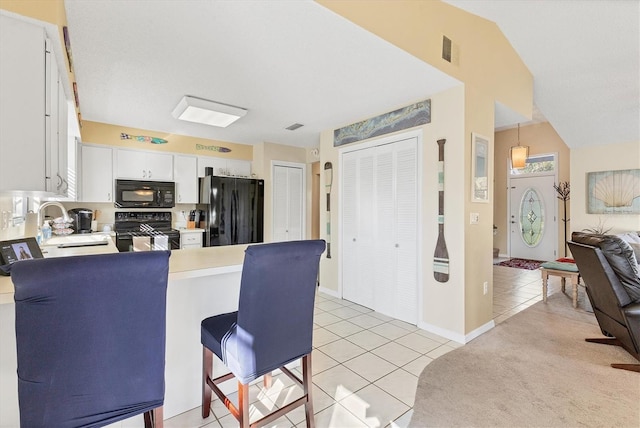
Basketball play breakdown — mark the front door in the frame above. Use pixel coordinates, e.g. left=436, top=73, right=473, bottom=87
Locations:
left=509, top=174, right=557, bottom=261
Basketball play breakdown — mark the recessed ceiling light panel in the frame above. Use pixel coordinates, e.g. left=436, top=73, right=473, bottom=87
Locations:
left=172, top=96, right=247, bottom=128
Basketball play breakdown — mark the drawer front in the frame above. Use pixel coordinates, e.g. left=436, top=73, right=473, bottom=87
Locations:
left=182, top=233, right=201, bottom=244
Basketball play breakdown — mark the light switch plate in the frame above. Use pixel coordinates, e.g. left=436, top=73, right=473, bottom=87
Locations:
left=470, top=212, right=480, bottom=224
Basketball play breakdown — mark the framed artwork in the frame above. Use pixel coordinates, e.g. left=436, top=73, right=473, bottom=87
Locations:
left=587, top=169, right=640, bottom=214
left=471, top=133, right=489, bottom=202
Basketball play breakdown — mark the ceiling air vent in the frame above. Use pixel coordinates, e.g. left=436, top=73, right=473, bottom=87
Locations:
left=285, top=123, right=304, bottom=131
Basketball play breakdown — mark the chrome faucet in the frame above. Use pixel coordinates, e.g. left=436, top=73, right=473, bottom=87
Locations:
left=37, top=201, right=71, bottom=228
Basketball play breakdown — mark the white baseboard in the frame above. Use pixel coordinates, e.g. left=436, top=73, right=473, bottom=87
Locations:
left=417, top=321, right=466, bottom=344
left=464, top=319, right=495, bottom=343
left=417, top=319, right=495, bottom=345
left=317, top=286, right=340, bottom=299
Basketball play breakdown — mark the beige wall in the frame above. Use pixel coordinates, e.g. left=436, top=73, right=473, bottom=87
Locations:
left=252, top=142, right=309, bottom=242
left=494, top=122, right=571, bottom=257
left=82, top=121, right=253, bottom=161
left=570, top=141, right=640, bottom=235
left=463, top=86, right=496, bottom=332
left=318, top=0, right=532, bottom=340
left=317, top=0, right=533, bottom=119
left=319, top=85, right=492, bottom=339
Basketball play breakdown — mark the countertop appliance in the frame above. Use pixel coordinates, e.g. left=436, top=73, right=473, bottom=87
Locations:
left=197, top=175, right=264, bottom=247
left=68, top=208, right=93, bottom=234
left=114, top=179, right=175, bottom=208
left=114, top=211, right=180, bottom=252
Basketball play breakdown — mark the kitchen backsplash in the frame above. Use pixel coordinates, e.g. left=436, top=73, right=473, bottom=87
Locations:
left=63, top=202, right=197, bottom=231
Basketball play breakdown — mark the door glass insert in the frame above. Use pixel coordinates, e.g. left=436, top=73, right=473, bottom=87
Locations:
left=510, top=154, right=555, bottom=175
left=519, top=187, right=544, bottom=247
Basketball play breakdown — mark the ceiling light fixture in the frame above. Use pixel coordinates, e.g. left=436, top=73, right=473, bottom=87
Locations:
left=172, top=96, right=247, bottom=128
left=510, top=123, right=529, bottom=168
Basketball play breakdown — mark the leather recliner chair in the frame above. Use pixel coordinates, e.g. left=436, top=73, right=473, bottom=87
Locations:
left=568, top=232, right=640, bottom=372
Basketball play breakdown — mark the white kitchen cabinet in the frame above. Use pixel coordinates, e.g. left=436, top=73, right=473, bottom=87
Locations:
left=341, top=135, right=418, bottom=324
left=197, top=156, right=225, bottom=177
left=116, top=149, right=173, bottom=181
left=0, top=14, right=68, bottom=195
left=180, top=229, right=203, bottom=249
left=46, top=47, right=69, bottom=196
left=272, top=163, right=304, bottom=242
left=81, top=145, right=113, bottom=203
left=174, top=155, right=198, bottom=204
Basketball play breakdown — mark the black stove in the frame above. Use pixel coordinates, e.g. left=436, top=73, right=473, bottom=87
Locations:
left=114, top=211, right=180, bottom=252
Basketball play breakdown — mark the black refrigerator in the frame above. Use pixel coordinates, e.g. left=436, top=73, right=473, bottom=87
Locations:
left=197, top=175, right=264, bottom=247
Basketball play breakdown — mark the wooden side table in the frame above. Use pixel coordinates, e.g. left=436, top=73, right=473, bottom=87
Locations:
left=540, top=267, right=581, bottom=308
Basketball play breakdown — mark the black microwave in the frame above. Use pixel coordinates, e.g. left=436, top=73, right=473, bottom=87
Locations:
left=114, top=179, right=175, bottom=208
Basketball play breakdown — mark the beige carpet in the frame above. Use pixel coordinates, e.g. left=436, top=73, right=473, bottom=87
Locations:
left=410, top=293, right=640, bottom=427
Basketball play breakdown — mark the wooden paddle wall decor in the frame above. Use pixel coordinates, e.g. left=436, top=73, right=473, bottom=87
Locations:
left=324, top=162, right=333, bottom=258
left=433, top=138, right=450, bottom=282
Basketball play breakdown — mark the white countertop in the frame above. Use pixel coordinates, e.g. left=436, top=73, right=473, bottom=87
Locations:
left=178, top=228, right=206, bottom=233
left=0, top=236, right=248, bottom=304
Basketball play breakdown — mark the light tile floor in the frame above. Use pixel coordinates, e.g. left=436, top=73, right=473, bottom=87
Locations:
left=166, top=264, right=572, bottom=428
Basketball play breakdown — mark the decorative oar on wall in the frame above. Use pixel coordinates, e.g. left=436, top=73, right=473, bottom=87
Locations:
left=433, top=138, right=450, bottom=282
left=324, top=162, right=333, bottom=258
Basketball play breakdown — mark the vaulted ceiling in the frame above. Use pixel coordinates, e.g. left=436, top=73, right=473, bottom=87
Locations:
left=65, top=0, right=639, bottom=149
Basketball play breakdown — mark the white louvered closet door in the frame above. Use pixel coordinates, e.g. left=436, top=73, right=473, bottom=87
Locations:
left=272, top=164, right=303, bottom=242
left=341, top=136, right=418, bottom=323
left=341, top=151, right=360, bottom=305
left=373, top=143, right=396, bottom=318
left=342, top=149, right=376, bottom=309
left=393, top=139, right=418, bottom=324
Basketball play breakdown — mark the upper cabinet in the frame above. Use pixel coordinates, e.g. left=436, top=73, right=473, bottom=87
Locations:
left=197, top=156, right=251, bottom=177
left=174, top=155, right=198, bottom=204
left=115, top=149, right=173, bottom=181
left=0, top=14, right=69, bottom=195
left=81, top=144, right=113, bottom=203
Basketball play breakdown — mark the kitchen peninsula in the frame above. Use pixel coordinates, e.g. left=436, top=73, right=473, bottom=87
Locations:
left=0, top=242, right=250, bottom=426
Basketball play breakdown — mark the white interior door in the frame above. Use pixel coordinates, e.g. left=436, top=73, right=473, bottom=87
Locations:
left=272, top=163, right=304, bottom=242
left=509, top=174, right=557, bottom=261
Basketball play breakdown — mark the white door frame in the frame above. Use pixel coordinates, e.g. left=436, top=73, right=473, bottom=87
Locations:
left=506, top=153, right=558, bottom=259
left=271, top=160, right=306, bottom=241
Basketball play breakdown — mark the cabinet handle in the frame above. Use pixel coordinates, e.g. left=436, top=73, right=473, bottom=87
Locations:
left=148, top=170, right=152, bottom=178
left=62, top=178, right=69, bottom=192
left=142, top=170, right=147, bottom=178
left=395, top=244, right=399, bottom=248
left=353, top=238, right=356, bottom=242
left=178, top=194, right=181, bottom=202
left=56, top=173, right=63, bottom=190
left=107, top=192, right=111, bottom=201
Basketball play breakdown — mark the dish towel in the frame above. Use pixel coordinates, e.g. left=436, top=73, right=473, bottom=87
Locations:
left=132, top=236, right=151, bottom=252
left=153, top=235, right=169, bottom=251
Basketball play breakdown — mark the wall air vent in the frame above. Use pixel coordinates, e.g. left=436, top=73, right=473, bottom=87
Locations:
left=442, top=35, right=452, bottom=62
left=286, top=123, right=304, bottom=131
left=442, top=35, right=460, bottom=66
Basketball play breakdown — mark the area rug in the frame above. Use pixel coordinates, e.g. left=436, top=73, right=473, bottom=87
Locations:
left=497, top=257, right=543, bottom=270
left=410, top=293, right=640, bottom=427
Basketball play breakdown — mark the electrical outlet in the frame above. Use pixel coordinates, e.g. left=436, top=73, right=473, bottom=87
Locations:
left=483, top=281, right=488, bottom=295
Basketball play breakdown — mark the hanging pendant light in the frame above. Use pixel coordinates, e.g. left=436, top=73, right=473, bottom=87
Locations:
left=510, top=123, right=529, bottom=168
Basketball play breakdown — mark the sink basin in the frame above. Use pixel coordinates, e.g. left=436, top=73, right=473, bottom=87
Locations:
left=42, top=234, right=111, bottom=247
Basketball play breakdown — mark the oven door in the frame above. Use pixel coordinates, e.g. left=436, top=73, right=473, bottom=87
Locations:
left=115, top=232, right=180, bottom=252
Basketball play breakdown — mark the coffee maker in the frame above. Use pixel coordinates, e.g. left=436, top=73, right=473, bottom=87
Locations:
left=68, top=208, right=93, bottom=234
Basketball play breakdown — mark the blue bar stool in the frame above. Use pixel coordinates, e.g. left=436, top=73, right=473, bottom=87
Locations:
left=12, top=250, right=171, bottom=428
left=201, top=240, right=325, bottom=428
